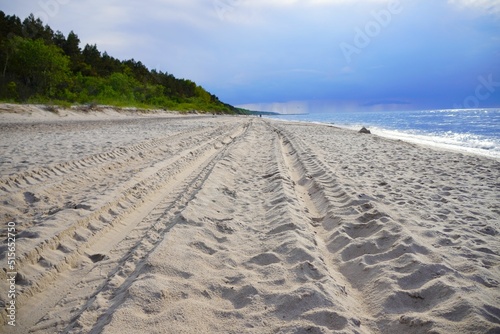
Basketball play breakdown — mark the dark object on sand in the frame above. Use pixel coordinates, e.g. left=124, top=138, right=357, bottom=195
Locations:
left=88, top=253, right=107, bottom=263
left=359, top=127, right=371, bottom=134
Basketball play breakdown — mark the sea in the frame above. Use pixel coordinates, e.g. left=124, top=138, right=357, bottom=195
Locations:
left=266, top=108, right=500, bottom=160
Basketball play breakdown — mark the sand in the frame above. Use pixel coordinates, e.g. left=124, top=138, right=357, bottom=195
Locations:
left=0, top=105, right=499, bottom=333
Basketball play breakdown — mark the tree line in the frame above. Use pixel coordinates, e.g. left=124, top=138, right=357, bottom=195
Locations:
left=0, top=11, right=240, bottom=113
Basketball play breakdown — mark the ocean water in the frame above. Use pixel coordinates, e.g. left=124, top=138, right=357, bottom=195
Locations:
left=267, top=109, right=500, bottom=159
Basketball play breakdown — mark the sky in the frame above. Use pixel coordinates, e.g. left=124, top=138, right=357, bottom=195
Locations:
left=1, top=0, right=499, bottom=113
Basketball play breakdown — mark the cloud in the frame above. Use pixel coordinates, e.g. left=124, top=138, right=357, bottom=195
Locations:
left=247, top=0, right=396, bottom=6
left=237, top=101, right=310, bottom=114
left=89, top=32, right=156, bottom=54
left=448, top=0, right=500, bottom=15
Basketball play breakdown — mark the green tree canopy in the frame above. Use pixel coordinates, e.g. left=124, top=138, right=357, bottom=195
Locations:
left=8, top=36, right=70, bottom=98
left=0, top=10, right=242, bottom=113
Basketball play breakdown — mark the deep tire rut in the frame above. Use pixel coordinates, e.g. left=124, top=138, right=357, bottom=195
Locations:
left=1, top=119, right=249, bottom=332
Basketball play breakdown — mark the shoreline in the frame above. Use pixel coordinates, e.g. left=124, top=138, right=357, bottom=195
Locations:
left=3, top=103, right=498, bottom=161
left=0, top=111, right=498, bottom=333
left=266, top=113, right=500, bottom=161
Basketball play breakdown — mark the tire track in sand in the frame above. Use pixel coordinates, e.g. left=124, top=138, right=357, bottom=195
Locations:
left=271, top=122, right=500, bottom=333
left=4, top=117, right=495, bottom=333
left=0, top=120, right=249, bottom=331
left=94, top=120, right=372, bottom=334
left=0, top=122, right=233, bottom=232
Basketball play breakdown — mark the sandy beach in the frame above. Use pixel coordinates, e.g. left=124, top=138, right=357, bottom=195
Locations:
left=0, top=105, right=499, bottom=334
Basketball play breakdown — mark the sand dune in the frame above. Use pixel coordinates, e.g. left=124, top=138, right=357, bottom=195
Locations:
left=0, top=107, right=499, bottom=333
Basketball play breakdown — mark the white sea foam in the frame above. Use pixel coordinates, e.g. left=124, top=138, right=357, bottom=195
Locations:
left=368, top=127, right=500, bottom=160
left=267, top=109, right=500, bottom=160
left=321, top=122, right=500, bottom=160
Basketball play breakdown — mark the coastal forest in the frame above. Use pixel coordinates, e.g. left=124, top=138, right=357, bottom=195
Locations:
left=0, top=11, right=241, bottom=113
